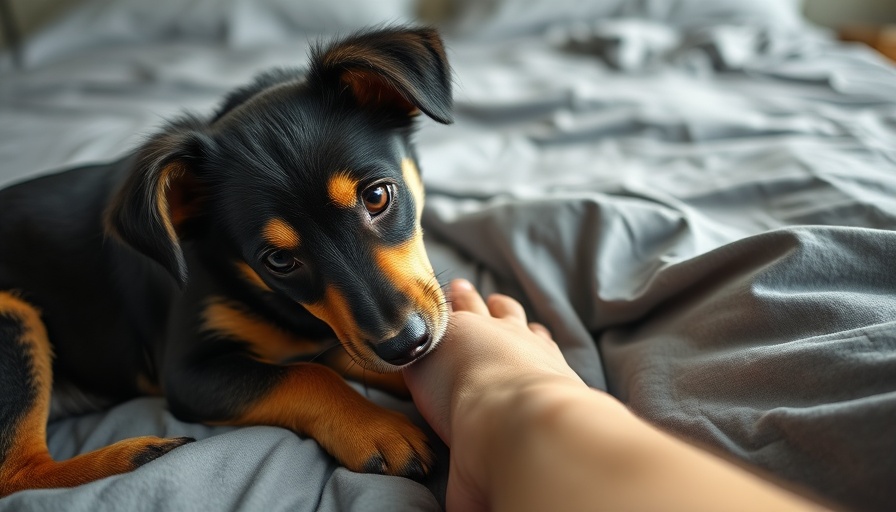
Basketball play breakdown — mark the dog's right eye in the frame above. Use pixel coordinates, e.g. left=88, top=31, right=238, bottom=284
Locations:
left=263, top=250, right=299, bottom=274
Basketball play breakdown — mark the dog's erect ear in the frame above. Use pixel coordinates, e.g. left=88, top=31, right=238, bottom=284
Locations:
left=105, top=117, right=209, bottom=287
left=311, top=27, right=453, bottom=124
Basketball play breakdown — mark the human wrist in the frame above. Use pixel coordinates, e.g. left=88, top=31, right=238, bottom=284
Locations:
left=450, top=373, right=590, bottom=443
left=448, top=374, right=608, bottom=491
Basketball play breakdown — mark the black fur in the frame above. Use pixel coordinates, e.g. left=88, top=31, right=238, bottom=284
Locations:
left=0, top=26, right=452, bottom=487
left=0, top=312, right=33, bottom=463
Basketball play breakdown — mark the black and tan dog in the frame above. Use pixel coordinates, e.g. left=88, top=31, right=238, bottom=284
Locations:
left=0, top=27, right=452, bottom=496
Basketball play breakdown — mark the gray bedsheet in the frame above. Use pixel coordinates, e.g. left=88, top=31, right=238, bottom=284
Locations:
left=1, top=1, right=895, bottom=511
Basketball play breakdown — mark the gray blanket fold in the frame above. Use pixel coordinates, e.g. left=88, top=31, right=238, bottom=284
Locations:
left=601, top=227, right=896, bottom=511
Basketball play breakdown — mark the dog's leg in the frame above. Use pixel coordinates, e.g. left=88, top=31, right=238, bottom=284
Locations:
left=0, top=292, right=192, bottom=497
left=166, top=357, right=431, bottom=479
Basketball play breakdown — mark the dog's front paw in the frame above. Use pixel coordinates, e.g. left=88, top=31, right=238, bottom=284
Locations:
left=321, top=406, right=433, bottom=480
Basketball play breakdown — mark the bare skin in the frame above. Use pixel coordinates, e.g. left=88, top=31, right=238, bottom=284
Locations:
left=403, top=279, right=831, bottom=512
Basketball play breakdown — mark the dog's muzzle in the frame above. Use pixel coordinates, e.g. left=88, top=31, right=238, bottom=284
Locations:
left=369, top=312, right=432, bottom=366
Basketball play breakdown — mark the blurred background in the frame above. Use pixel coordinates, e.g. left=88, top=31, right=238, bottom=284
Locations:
left=5, top=0, right=896, bottom=30
left=3, top=0, right=896, bottom=59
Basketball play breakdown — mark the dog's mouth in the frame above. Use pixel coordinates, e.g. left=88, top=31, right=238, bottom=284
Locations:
left=340, top=301, right=448, bottom=372
left=300, top=236, right=448, bottom=372
left=366, top=311, right=438, bottom=367
left=303, top=281, right=448, bottom=372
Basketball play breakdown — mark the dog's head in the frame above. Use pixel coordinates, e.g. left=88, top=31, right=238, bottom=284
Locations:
left=106, top=27, right=452, bottom=371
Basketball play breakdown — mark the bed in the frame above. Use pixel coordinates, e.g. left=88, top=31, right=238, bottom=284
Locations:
left=1, top=1, right=895, bottom=510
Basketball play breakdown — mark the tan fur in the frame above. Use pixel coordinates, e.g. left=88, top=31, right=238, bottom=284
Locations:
left=201, top=297, right=320, bottom=364
left=327, top=171, right=359, bottom=208
left=219, top=363, right=431, bottom=475
left=235, top=261, right=274, bottom=293
left=0, top=292, right=185, bottom=496
left=302, top=285, right=367, bottom=361
left=155, top=162, right=186, bottom=243
left=323, top=349, right=411, bottom=398
left=262, top=218, right=301, bottom=249
left=373, top=232, right=446, bottom=344
left=401, top=158, right=425, bottom=220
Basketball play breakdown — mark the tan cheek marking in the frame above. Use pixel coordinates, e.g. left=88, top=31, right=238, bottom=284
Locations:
left=327, top=172, right=359, bottom=208
left=235, top=261, right=273, bottom=293
left=201, top=298, right=320, bottom=364
left=262, top=218, right=301, bottom=250
left=373, top=231, right=445, bottom=332
left=302, top=286, right=364, bottom=355
left=396, top=160, right=448, bottom=337
left=401, top=158, right=424, bottom=221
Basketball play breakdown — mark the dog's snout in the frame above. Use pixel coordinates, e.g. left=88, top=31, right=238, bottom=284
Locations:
left=371, top=313, right=432, bottom=366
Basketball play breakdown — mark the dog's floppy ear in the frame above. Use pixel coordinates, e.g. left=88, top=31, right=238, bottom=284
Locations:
left=311, top=27, right=453, bottom=124
left=105, top=117, right=209, bottom=286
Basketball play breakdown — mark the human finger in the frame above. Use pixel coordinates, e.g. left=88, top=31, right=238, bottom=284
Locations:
left=486, top=293, right=527, bottom=323
left=528, top=322, right=552, bottom=340
left=448, top=279, right=490, bottom=316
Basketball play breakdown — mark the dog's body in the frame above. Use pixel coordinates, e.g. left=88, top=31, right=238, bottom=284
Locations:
left=0, top=27, right=451, bottom=495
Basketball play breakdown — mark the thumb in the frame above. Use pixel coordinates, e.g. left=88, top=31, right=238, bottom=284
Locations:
left=402, top=360, right=452, bottom=444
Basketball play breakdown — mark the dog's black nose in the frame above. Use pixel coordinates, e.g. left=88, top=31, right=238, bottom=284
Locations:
left=372, top=313, right=432, bottom=366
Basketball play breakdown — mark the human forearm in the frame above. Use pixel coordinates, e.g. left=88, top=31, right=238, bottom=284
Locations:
left=477, top=382, right=828, bottom=512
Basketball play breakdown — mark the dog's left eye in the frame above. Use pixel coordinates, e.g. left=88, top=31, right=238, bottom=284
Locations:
left=361, top=184, right=392, bottom=216
left=263, top=250, right=299, bottom=274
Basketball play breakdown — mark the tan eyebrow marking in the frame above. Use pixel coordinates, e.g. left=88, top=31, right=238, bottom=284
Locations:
left=262, top=218, right=301, bottom=249
left=327, top=172, right=359, bottom=208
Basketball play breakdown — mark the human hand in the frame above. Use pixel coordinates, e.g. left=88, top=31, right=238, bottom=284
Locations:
left=404, top=281, right=829, bottom=512
left=403, top=279, right=587, bottom=510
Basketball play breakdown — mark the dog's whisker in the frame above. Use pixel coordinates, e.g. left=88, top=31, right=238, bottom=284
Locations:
left=362, top=368, right=370, bottom=398
left=341, top=359, right=357, bottom=379
left=432, top=269, right=449, bottom=283
left=307, top=341, right=342, bottom=364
